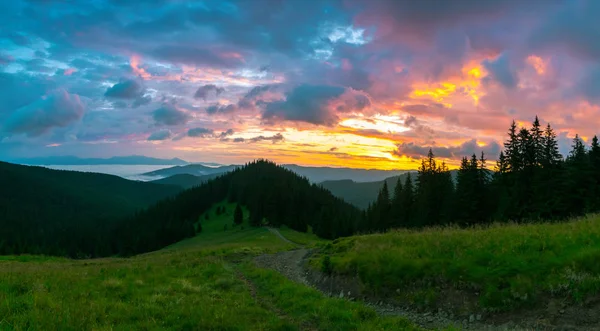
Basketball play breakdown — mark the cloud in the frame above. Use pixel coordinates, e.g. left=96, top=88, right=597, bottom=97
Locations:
left=250, top=133, right=285, bottom=143
left=262, top=84, right=371, bottom=126
left=104, top=79, right=145, bottom=99
left=151, top=46, right=245, bottom=68
left=194, top=84, right=225, bottom=100
left=218, top=129, right=234, bottom=139
left=187, top=127, right=214, bottom=137
left=152, top=104, right=191, bottom=126
left=231, top=133, right=285, bottom=144
left=482, top=52, right=518, bottom=89
left=147, top=129, right=172, bottom=141
left=206, top=103, right=237, bottom=115
left=353, top=0, right=558, bottom=42
left=132, top=95, right=152, bottom=108
left=3, top=90, right=85, bottom=137
left=529, top=1, right=600, bottom=61
left=395, top=139, right=502, bottom=160
left=236, top=84, right=283, bottom=111
left=0, top=53, right=13, bottom=64
left=573, top=67, right=600, bottom=105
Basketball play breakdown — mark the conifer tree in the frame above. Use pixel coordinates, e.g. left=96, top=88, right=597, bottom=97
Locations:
left=390, top=177, right=404, bottom=228
left=530, top=116, right=544, bottom=166
left=542, top=123, right=562, bottom=166
left=374, top=181, right=391, bottom=231
left=589, top=136, right=600, bottom=211
left=401, top=173, right=415, bottom=227
left=566, top=134, right=591, bottom=215
left=504, top=120, right=520, bottom=172
left=234, top=203, right=243, bottom=225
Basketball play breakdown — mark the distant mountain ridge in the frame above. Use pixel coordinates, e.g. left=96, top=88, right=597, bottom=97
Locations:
left=8, top=155, right=189, bottom=165
left=143, top=164, right=240, bottom=177
left=320, top=170, right=460, bottom=209
left=144, top=163, right=406, bottom=183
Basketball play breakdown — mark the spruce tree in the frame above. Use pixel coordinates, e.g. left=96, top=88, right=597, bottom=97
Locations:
left=530, top=116, right=544, bottom=166
left=374, top=181, right=391, bottom=231
left=234, top=203, right=243, bottom=225
left=390, top=177, right=404, bottom=228
left=401, top=173, right=415, bottom=227
left=542, top=123, right=562, bottom=166
left=495, top=151, right=508, bottom=174
left=589, top=136, right=600, bottom=211
left=566, top=134, right=591, bottom=215
left=504, top=120, right=520, bottom=172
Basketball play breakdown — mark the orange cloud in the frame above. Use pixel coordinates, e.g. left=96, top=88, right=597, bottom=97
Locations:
left=527, top=55, right=547, bottom=75
left=130, top=54, right=151, bottom=80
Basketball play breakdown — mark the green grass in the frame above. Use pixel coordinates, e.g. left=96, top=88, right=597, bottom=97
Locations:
left=167, top=201, right=296, bottom=254
left=241, top=263, right=422, bottom=330
left=277, top=225, right=330, bottom=247
left=313, top=214, right=600, bottom=311
left=0, top=202, right=421, bottom=330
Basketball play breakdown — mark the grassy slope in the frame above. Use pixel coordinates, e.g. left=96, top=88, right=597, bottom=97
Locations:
left=313, top=215, right=600, bottom=312
left=1, top=203, right=421, bottom=330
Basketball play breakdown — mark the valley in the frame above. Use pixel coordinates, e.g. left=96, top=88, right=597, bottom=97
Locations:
left=0, top=203, right=420, bottom=331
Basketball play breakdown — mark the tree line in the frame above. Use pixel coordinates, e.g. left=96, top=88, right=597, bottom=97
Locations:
left=365, top=116, right=600, bottom=230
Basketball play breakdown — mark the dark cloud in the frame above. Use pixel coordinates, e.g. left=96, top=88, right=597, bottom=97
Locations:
left=573, top=66, right=600, bottom=105
left=23, top=58, right=53, bottom=73
left=151, top=46, right=244, bottom=68
left=262, top=84, right=370, bottom=126
left=147, top=129, right=172, bottom=141
left=482, top=52, right=518, bottom=89
left=236, top=84, right=281, bottom=111
left=194, top=84, right=225, bottom=100
left=104, top=79, right=145, bottom=99
left=218, top=129, right=234, bottom=139
left=0, top=72, right=56, bottom=117
left=353, top=0, right=559, bottom=40
left=0, top=53, right=13, bottom=65
left=132, top=95, right=152, bottom=108
left=529, top=1, right=600, bottom=61
left=206, top=103, right=237, bottom=115
left=250, top=133, right=284, bottom=143
left=6, top=32, right=31, bottom=46
left=152, top=105, right=191, bottom=126
left=112, top=101, right=128, bottom=109
left=187, top=127, right=214, bottom=137
left=395, top=139, right=502, bottom=160
left=3, top=90, right=85, bottom=137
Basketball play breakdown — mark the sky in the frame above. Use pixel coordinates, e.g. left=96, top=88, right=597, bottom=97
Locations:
left=1, top=0, right=599, bottom=170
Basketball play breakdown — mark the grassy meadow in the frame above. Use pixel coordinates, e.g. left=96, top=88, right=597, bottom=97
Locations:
left=0, top=202, right=422, bottom=330
left=313, top=214, right=600, bottom=312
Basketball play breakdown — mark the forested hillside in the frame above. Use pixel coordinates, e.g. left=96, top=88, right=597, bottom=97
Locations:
left=0, top=162, right=181, bottom=257
left=117, top=160, right=360, bottom=255
left=319, top=173, right=419, bottom=209
left=365, top=116, right=600, bottom=231
left=0, top=160, right=360, bottom=257
left=150, top=173, right=220, bottom=189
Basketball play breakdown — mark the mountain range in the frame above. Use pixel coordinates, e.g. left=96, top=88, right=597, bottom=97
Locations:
left=7, top=155, right=190, bottom=166
left=143, top=163, right=406, bottom=183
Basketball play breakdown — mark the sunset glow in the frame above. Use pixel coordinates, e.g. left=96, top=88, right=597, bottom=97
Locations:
left=1, top=0, right=598, bottom=170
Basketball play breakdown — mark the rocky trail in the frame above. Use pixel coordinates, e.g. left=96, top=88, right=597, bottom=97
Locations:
left=254, top=228, right=600, bottom=331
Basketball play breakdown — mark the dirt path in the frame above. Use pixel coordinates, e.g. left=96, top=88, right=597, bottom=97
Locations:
left=255, top=228, right=558, bottom=330
left=266, top=227, right=300, bottom=246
